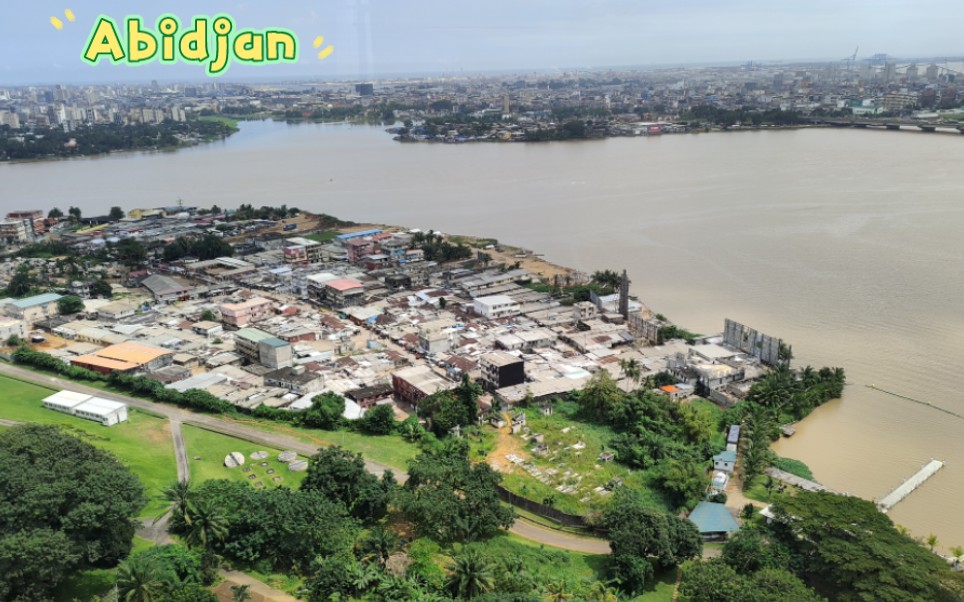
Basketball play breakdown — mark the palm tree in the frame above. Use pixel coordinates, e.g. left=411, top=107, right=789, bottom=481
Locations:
left=230, top=584, right=252, bottom=602
left=949, top=545, right=964, bottom=566
left=584, top=580, right=619, bottom=602
left=926, top=533, right=939, bottom=552
left=543, top=578, right=574, bottom=601
left=157, top=479, right=194, bottom=531
left=446, top=548, right=494, bottom=600
left=184, top=499, right=228, bottom=551
left=115, top=555, right=165, bottom=602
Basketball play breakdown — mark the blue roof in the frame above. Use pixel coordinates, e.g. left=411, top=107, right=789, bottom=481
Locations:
left=8, top=293, right=62, bottom=308
left=336, top=229, right=382, bottom=241
left=689, top=502, right=740, bottom=534
left=727, top=425, right=741, bottom=443
left=260, top=337, right=289, bottom=349
left=713, top=450, right=737, bottom=463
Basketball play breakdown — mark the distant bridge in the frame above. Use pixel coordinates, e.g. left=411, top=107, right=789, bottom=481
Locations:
left=808, top=117, right=964, bottom=133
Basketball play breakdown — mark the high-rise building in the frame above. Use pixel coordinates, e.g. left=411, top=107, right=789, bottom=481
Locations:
left=355, top=83, right=374, bottom=96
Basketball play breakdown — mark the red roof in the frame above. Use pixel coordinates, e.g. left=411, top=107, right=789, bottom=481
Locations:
left=325, top=278, right=364, bottom=292
left=660, top=385, right=679, bottom=393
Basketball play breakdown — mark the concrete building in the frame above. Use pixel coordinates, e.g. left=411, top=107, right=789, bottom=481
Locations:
left=71, top=341, right=173, bottom=375
left=263, top=365, right=322, bottom=395
left=473, top=295, right=521, bottom=320
left=418, top=318, right=455, bottom=354
left=5, top=210, right=44, bottom=237
left=321, top=278, right=365, bottom=308
left=283, top=237, right=325, bottom=264
left=3, top=293, right=63, bottom=324
left=142, top=274, right=193, bottom=302
left=713, top=450, right=737, bottom=473
left=392, top=364, right=454, bottom=406
left=42, top=390, right=128, bottom=426
left=234, top=327, right=293, bottom=369
left=95, top=301, right=138, bottom=322
left=0, top=220, right=30, bottom=245
left=480, top=351, right=525, bottom=390
left=345, top=237, right=377, bottom=263
left=0, top=318, right=27, bottom=341
left=220, top=297, right=273, bottom=327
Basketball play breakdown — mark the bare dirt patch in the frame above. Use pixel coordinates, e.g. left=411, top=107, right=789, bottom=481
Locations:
left=486, top=412, right=529, bottom=474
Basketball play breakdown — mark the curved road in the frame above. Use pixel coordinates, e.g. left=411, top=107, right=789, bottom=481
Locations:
left=0, top=363, right=610, bottom=554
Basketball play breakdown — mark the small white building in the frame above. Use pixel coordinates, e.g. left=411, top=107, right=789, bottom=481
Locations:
left=42, top=390, right=129, bottom=426
left=473, top=295, right=520, bottom=320
left=712, top=450, right=737, bottom=474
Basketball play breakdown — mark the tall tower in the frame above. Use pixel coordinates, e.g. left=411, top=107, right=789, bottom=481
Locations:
left=619, top=270, right=630, bottom=318
left=503, top=91, right=510, bottom=116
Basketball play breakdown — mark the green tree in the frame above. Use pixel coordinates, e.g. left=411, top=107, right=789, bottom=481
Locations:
left=58, top=295, right=85, bottom=315
left=114, top=238, right=147, bottom=267
left=230, top=584, right=252, bottom=602
left=446, top=548, right=494, bottom=600
left=301, top=392, right=346, bottom=429
left=68, top=206, right=82, bottom=222
left=115, top=554, right=167, bottom=602
left=655, top=459, right=709, bottom=510
left=769, top=491, right=959, bottom=601
left=48, top=207, right=64, bottom=219
left=602, top=488, right=701, bottom=594
left=300, top=446, right=393, bottom=523
left=159, top=480, right=195, bottom=533
left=359, top=403, right=396, bottom=435
left=199, top=308, right=217, bottom=322
left=6, top=264, right=33, bottom=297
left=577, top=370, right=622, bottom=422
left=90, top=279, right=113, bottom=299
left=183, top=500, right=227, bottom=551
left=401, top=439, right=514, bottom=542
left=0, top=425, right=145, bottom=601
left=109, top=206, right=126, bottom=221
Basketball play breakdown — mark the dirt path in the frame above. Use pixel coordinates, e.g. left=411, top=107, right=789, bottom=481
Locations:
left=216, top=570, right=301, bottom=602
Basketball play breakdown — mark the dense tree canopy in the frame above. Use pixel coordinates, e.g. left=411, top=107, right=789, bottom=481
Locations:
left=602, top=487, right=702, bottom=594
left=400, top=439, right=514, bottom=543
left=0, top=425, right=146, bottom=601
left=163, top=234, right=234, bottom=261
left=301, top=446, right=395, bottom=524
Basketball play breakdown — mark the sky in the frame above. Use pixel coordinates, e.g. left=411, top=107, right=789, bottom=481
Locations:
left=0, top=0, right=961, bottom=85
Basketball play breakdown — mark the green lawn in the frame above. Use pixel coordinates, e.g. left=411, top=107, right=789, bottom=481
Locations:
left=687, top=398, right=728, bottom=449
left=0, top=375, right=177, bottom=519
left=236, top=418, right=418, bottom=471
left=498, top=401, right=670, bottom=515
left=197, top=114, right=240, bottom=130
left=181, top=424, right=310, bottom=489
left=304, top=230, right=339, bottom=243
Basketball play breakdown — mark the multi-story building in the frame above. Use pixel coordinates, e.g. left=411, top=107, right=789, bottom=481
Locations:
left=418, top=318, right=455, bottom=354
left=480, top=351, right=526, bottom=390
left=283, top=237, right=325, bottom=264
left=473, top=294, right=520, bottom=320
left=0, top=220, right=29, bottom=245
left=345, top=237, right=376, bottom=263
left=234, top=327, right=293, bottom=369
left=321, top=278, right=366, bottom=308
left=5, top=211, right=44, bottom=237
left=392, top=365, right=454, bottom=406
left=220, top=296, right=274, bottom=327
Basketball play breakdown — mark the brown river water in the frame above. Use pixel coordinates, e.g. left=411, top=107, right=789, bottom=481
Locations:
left=2, top=121, right=962, bottom=549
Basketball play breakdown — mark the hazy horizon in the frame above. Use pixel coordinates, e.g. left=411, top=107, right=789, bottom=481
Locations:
left=1, top=1, right=961, bottom=86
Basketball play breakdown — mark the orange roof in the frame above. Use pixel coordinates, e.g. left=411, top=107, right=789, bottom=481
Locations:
left=660, top=385, right=679, bottom=393
left=73, top=342, right=172, bottom=371
left=325, top=278, right=364, bottom=292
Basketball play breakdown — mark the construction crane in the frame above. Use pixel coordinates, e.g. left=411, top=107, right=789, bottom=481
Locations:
left=843, top=46, right=859, bottom=73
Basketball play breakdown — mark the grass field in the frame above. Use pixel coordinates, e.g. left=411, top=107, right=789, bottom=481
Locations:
left=0, top=374, right=177, bottom=519
left=305, top=230, right=339, bottom=243
left=181, top=424, right=310, bottom=489
left=235, top=418, right=419, bottom=471
left=497, top=400, right=670, bottom=515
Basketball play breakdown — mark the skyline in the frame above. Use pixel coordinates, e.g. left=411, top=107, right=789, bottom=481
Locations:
left=1, top=0, right=962, bottom=85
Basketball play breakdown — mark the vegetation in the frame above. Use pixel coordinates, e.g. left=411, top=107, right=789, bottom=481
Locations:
left=602, top=487, right=702, bottom=594
left=301, top=446, right=395, bottom=524
left=679, top=491, right=964, bottom=601
left=163, top=233, right=234, bottom=261
left=399, top=438, right=515, bottom=543
left=682, top=106, right=806, bottom=128
left=57, top=294, right=84, bottom=315
left=0, top=120, right=237, bottom=161
left=0, top=425, right=146, bottom=601
left=411, top=231, right=473, bottom=263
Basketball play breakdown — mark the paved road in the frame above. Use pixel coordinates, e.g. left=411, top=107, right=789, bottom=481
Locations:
left=0, top=363, right=611, bottom=554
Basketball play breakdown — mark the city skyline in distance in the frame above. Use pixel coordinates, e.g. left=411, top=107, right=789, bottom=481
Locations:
left=1, top=0, right=962, bottom=85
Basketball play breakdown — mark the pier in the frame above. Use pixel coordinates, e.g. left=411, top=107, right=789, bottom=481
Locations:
left=877, top=459, right=945, bottom=513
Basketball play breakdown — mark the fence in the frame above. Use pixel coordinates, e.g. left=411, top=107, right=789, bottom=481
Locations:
left=496, top=484, right=606, bottom=533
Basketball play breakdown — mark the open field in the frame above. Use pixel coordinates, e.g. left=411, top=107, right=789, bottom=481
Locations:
left=181, top=424, right=310, bottom=489
left=0, top=374, right=177, bottom=519
left=236, top=418, right=418, bottom=471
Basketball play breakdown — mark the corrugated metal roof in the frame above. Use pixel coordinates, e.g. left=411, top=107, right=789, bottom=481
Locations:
left=688, top=501, right=740, bottom=534
left=8, top=293, right=62, bottom=308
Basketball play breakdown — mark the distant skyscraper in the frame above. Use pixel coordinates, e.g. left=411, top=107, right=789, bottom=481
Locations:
left=503, top=91, right=510, bottom=115
left=619, top=270, right=630, bottom=318
left=355, top=83, right=374, bottom=96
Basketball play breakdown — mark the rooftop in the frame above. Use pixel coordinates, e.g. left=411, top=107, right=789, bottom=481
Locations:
left=325, top=278, right=365, bottom=292
left=7, top=293, right=62, bottom=309
left=688, top=501, right=740, bottom=534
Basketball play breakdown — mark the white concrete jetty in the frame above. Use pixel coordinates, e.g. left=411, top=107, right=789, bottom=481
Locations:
left=877, top=459, right=944, bottom=513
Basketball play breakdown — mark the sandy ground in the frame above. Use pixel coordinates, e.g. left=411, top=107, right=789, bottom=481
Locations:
left=32, top=332, right=68, bottom=350
left=486, top=411, right=529, bottom=473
